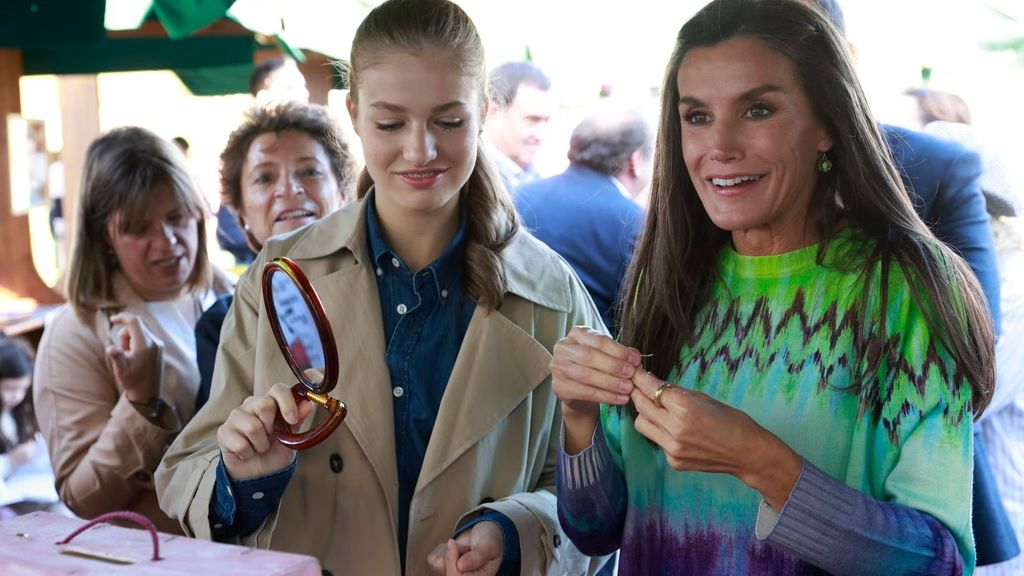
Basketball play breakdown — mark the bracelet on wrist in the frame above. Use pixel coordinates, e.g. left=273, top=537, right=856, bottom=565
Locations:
left=129, top=397, right=168, bottom=421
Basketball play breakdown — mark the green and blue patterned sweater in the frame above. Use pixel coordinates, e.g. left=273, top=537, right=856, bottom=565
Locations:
left=558, top=228, right=974, bottom=575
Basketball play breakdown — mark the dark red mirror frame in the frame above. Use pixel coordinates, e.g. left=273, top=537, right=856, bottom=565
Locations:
left=261, top=257, right=347, bottom=449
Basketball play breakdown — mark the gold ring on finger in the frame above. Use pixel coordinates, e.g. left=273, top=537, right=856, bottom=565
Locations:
left=652, top=382, right=674, bottom=408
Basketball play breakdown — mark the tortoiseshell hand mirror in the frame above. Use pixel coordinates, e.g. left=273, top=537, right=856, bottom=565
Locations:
left=261, top=257, right=346, bottom=449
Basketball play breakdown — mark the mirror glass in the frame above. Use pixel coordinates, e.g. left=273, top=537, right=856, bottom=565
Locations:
left=269, top=270, right=327, bottom=382
left=262, top=257, right=345, bottom=449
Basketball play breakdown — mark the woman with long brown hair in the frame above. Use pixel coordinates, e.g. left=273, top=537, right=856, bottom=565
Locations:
left=553, top=0, right=993, bottom=573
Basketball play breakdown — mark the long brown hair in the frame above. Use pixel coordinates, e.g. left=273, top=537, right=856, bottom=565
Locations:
left=66, top=127, right=211, bottom=317
left=620, top=0, right=993, bottom=415
left=346, top=0, right=518, bottom=310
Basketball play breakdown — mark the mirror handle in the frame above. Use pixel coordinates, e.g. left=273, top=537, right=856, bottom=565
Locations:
left=274, top=383, right=348, bottom=449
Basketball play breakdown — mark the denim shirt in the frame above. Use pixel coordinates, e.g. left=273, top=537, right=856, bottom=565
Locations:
left=209, top=195, right=520, bottom=574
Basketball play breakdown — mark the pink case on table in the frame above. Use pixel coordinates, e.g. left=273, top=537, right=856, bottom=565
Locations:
left=0, top=511, right=321, bottom=575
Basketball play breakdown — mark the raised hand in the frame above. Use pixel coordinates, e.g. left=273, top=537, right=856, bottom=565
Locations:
left=550, top=326, right=640, bottom=453
left=630, top=370, right=802, bottom=509
left=105, top=312, right=163, bottom=403
left=217, top=382, right=315, bottom=481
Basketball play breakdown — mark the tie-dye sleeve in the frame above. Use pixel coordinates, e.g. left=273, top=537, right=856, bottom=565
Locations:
left=557, top=416, right=628, bottom=556
left=755, top=256, right=975, bottom=575
left=755, top=451, right=966, bottom=575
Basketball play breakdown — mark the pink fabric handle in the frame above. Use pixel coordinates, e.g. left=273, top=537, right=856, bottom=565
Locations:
left=58, top=511, right=161, bottom=561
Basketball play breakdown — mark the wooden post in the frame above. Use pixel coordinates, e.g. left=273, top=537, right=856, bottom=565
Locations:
left=0, top=49, right=62, bottom=305
left=57, top=75, right=101, bottom=266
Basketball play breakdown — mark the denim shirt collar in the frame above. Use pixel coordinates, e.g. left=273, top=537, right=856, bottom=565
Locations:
left=282, top=191, right=574, bottom=313
left=365, top=190, right=467, bottom=292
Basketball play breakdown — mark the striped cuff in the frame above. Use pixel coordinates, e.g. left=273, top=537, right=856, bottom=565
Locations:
left=559, top=420, right=613, bottom=491
left=755, top=459, right=857, bottom=563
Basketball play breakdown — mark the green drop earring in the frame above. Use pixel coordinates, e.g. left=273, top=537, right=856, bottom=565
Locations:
left=817, top=151, right=833, bottom=174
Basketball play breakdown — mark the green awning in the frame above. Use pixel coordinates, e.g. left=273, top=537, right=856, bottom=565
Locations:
left=151, top=0, right=235, bottom=39
left=0, top=0, right=106, bottom=48
left=21, top=36, right=254, bottom=76
left=1, top=0, right=324, bottom=96
left=173, top=62, right=251, bottom=95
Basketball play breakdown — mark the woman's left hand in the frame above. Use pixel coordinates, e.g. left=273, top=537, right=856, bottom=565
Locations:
left=630, top=370, right=803, bottom=510
left=427, top=521, right=503, bottom=576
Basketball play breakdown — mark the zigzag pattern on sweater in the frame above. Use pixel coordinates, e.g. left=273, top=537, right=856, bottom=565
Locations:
left=680, top=287, right=971, bottom=444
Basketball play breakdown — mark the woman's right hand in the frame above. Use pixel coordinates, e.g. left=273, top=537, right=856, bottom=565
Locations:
left=105, top=312, right=163, bottom=403
left=550, top=327, right=641, bottom=453
left=217, top=383, right=315, bottom=481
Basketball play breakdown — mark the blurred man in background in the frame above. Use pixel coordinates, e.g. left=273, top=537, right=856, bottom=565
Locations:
left=251, top=56, right=309, bottom=106
left=485, top=61, right=555, bottom=189
left=515, top=107, right=651, bottom=334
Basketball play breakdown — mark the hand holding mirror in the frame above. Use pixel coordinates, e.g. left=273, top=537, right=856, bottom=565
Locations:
left=261, top=257, right=346, bottom=449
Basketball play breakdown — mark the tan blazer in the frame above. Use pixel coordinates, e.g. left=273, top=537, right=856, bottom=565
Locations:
left=34, top=271, right=232, bottom=533
left=156, top=199, right=610, bottom=575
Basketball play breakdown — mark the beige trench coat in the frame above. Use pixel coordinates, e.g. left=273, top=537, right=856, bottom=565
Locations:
left=34, top=271, right=231, bottom=533
left=156, top=199, right=610, bottom=575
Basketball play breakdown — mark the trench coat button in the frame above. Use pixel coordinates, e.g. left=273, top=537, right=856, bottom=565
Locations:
left=329, top=453, right=344, bottom=474
left=322, top=570, right=333, bottom=576
left=131, top=471, right=151, bottom=482
left=553, top=534, right=561, bottom=548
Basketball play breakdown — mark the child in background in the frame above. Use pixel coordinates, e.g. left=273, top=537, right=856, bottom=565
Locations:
left=0, top=337, right=60, bottom=518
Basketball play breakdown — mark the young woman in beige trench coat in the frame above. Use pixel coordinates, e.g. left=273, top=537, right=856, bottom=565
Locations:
left=155, top=1, right=611, bottom=574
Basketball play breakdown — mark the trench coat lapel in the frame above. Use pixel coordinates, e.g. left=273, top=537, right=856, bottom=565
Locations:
left=287, top=201, right=401, bottom=528
left=415, top=299, right=552, bottom=494
left=314, top=263, right=399, bottom=523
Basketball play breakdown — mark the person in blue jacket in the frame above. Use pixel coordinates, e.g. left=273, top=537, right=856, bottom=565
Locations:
left=515, top=107, right=652, bottom=334
left=820, top=0, right=1017, bottom=565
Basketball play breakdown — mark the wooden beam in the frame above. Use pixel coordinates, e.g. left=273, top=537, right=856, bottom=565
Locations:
left=0, top=49, right=62, bottom=305
left=106, top=18, right=253, bottom=40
